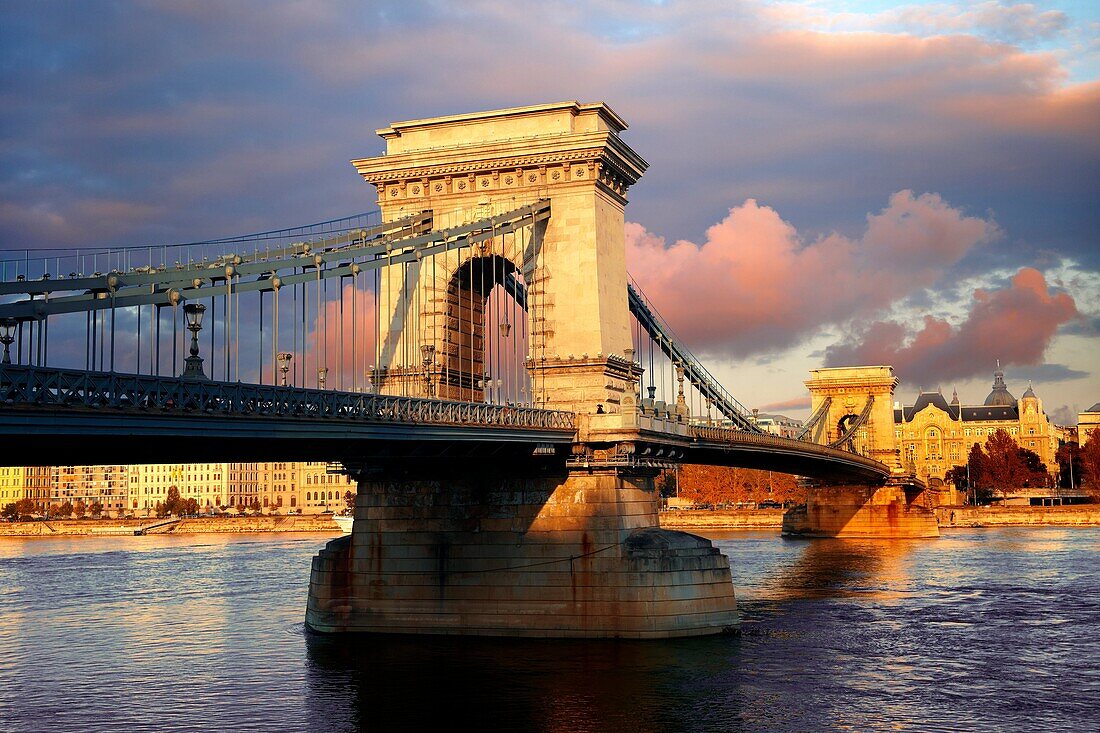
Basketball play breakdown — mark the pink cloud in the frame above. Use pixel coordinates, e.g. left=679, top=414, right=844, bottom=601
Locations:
left=760, top=395, right=812, bottom=412
left=627, top=190, right=996, bottom=355
left=824, top=267, right=1078, bottom=384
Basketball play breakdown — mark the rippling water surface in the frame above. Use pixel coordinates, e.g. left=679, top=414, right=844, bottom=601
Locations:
left=1, top=528, right=1097, bottom=732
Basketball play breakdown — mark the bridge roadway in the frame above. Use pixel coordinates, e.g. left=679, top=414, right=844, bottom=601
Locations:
left=0, top=364, right=890, bottom=483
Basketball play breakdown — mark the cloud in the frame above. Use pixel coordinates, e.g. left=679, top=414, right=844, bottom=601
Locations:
left=627, top=190, right=996, bottom=355
left=759, top=395, right=811, bottom=412
left=823, top=267, right=1078, bottom=385
left=882, top=2, right=1069, bottom=45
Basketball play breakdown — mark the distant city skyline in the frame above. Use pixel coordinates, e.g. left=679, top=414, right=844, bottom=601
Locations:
left=1, top=1, right=1096, bottom=419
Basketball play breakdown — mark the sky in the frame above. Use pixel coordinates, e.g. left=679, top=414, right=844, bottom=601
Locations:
left=1, top=0, right=1097, bottom=424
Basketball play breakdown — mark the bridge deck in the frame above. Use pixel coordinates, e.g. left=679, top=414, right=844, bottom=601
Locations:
left=0, top=365, right=576, bottom=465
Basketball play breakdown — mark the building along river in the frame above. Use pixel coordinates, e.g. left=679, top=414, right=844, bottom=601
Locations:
left=0, top=528, right=1097, bottom=732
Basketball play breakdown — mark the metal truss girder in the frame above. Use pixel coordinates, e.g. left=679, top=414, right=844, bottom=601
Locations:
left=0, top=201, right=550, bottom=319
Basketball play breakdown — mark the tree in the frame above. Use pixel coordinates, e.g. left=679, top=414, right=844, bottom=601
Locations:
left=678, top=465, right=801, bottom=507
left=73, top=500, right=86, bottom=519
left=56, top=501, right=74, bottom=518
left=1, top=503, right=17, bottom=520
left=978, top=429, right=1031, bottom=502
left=15, top=498, right=36, bottom=518
left=235, top=502, right=247, bottom=514
left=248, top=498, right=262, bottom=513
left=1055, top=441, right=1082, bottom=489
left=184, top=498, right=199, bottom=516
left=89, top=501, right=103, bottom=518
left=943, top=465, right=968, bottom=490
left=1080, top=433, right=1100, bottom=500
left=154, top=501, right=168, bottom=519
left=165, top=486, right=183, bottom=516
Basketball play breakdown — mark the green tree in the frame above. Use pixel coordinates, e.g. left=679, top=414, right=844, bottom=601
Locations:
left=344, top=490, right=355, bottom=509
left=248, top=498, right=262, bottom=513
left=89, top=501, right=103, bottom=518
left=1, top=503, right=17, bottom=520
left=73, top=500, right=86, bottom=519
left=154, top=501, right=168, bottom=519
left=56, top=501, right=74, bottom=518
left=184, top=498, right=199, bottom=516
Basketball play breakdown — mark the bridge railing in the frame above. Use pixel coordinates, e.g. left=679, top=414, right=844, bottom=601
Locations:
left=691, top=424, right=888, bottom=473
left=0, top=365, right=576, bottom=431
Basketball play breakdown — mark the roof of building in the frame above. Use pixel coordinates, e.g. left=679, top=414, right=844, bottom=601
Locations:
left=1022, top=382, right=1037, bottom=399
left=901, top=391, right=959, bottom=421
left=961, top=405, right=1019, bottom=421
left=1087, top=402, right=1100, bottom=413
left=984, top=364, right=1016, bottom=406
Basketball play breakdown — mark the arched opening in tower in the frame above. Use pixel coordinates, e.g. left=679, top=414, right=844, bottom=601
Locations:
left=437, top=254, right=531, bottom=404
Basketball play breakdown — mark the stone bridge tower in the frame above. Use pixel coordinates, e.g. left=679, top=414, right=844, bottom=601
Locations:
left=353, top=101, right=646, bottom=422
left=805, top=365, right=902, bottom=471
left=306, top=103, right=740, bottom=638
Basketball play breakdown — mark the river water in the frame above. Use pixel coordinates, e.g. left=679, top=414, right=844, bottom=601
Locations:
left=0, top=528, right=1097, bottom=732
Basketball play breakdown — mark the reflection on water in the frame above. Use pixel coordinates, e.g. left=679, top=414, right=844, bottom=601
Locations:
left=1, top=529, right=1098, bottom=732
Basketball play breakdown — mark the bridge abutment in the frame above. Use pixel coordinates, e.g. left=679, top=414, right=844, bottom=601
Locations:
left=781, top=483, right=939, bottom=538
left=306, top=467, right=738, bottom=638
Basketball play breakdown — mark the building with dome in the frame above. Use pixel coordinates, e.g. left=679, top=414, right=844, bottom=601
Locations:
left=892, top=363, right=1063, bottom=497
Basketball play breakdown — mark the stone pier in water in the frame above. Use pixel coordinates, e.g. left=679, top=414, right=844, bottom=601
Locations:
left=306, top=466, right=738, bottom=638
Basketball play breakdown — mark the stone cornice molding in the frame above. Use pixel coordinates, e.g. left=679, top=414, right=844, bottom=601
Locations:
left=353, top=130, right=648, bottom=206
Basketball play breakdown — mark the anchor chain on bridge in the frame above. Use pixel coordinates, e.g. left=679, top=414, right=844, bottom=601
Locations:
left=626, top=279, right=760, bottom=432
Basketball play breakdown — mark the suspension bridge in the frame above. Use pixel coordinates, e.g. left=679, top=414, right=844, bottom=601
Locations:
left=0, top=101, right=931, bottom=638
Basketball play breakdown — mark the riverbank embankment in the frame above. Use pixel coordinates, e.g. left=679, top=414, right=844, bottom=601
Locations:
left=658, top=509, right=785, bottom=530
left=935, top=505, right=1100, bottom=527
left=659, top=505, right=1100, bottom=531
left=0, top=515, right=340, bottom=536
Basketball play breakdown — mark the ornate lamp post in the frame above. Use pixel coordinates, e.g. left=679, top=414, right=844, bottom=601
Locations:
left=181, top=303, right=207, bottom=380
left=0, top=317, right=16, bottom=365
left=318, top=366, right=328, bottom=390
left=277, top=352, right=293, bottom=386
left=420, top=344, right=435, bottom=397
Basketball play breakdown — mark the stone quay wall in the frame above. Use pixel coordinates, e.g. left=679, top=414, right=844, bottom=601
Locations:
left=936, top=505, right=1100, bottom=527
left=659, top=509, right=785, bottom=530
left=0, top=515, right=340, bottom=536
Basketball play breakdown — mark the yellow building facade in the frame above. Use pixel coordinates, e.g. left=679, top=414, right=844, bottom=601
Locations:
left=893, top=366, right=1061, bottom=487
left=2, top=462, right=357, bottom=516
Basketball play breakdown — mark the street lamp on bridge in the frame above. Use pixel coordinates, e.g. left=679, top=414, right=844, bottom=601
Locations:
left=181, top=303, right=207, bottom=380
left=0, top=317, right=16, bottom=365
left=421, top=344, right=435, bottom=397
left=277, top=352, right=293, bottom=386
left=318, top=366, right=328, bottom=390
